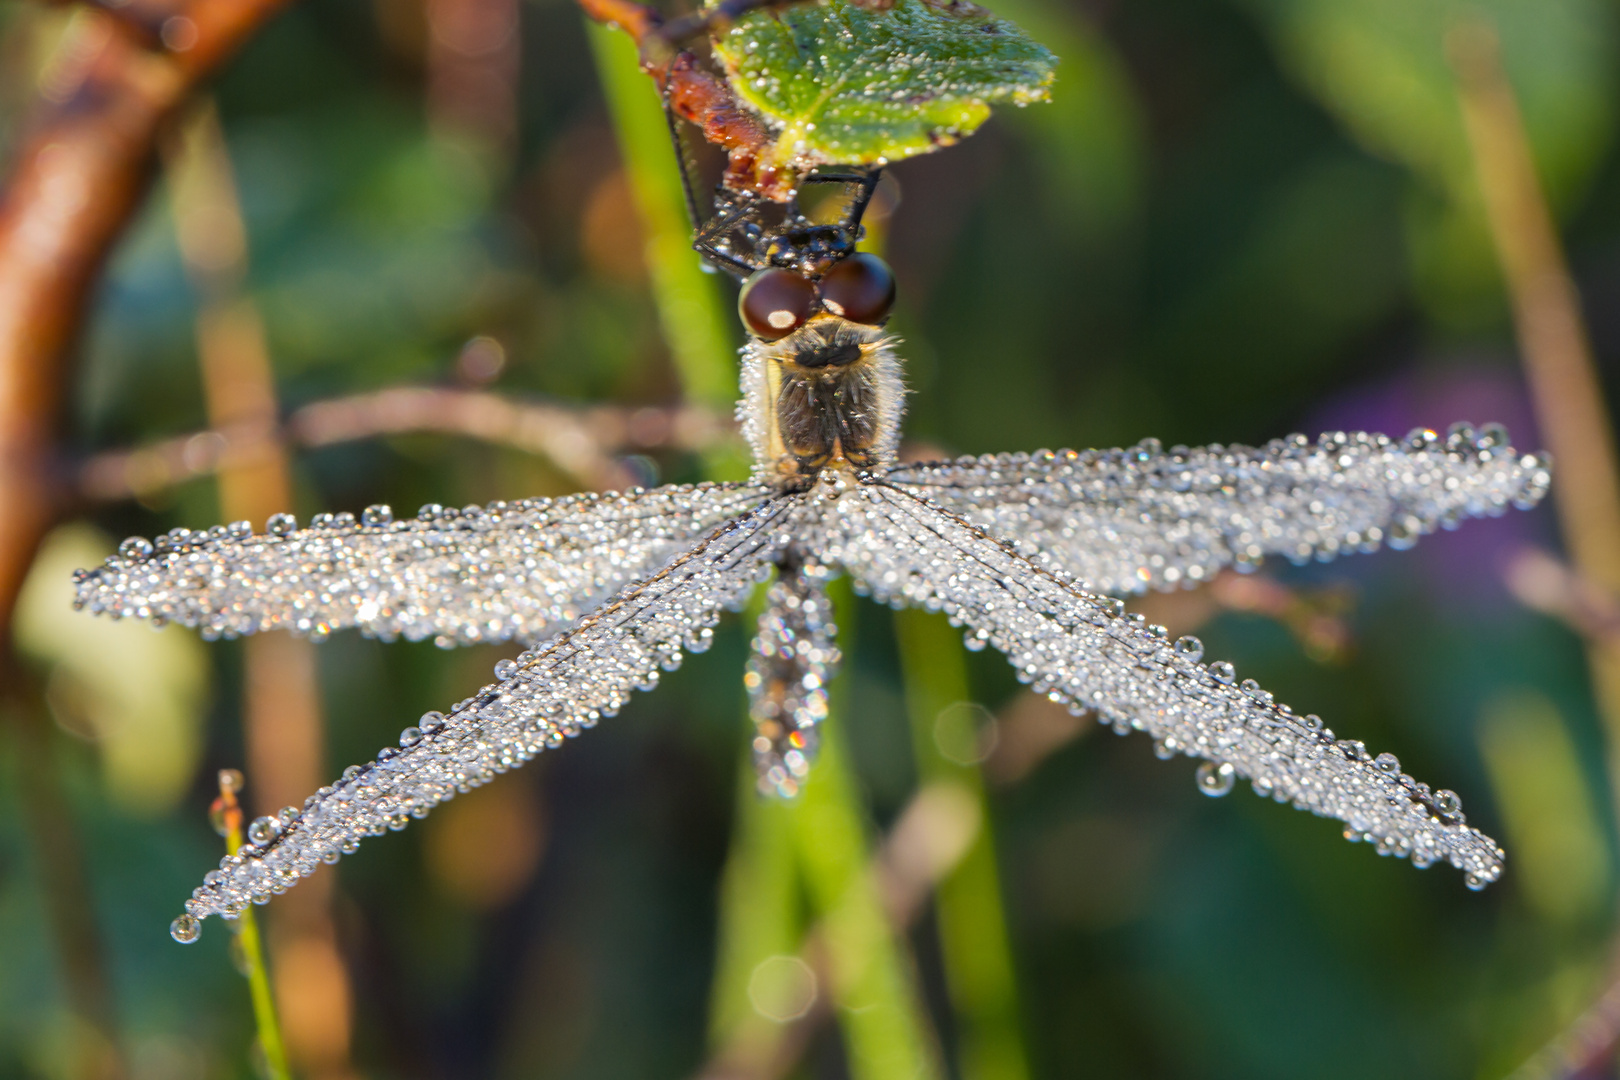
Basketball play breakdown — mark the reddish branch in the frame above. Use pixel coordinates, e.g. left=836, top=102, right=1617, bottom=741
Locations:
left=0, top=0, right=298, bottom=644
left=576, top=0, right=790, bottom=198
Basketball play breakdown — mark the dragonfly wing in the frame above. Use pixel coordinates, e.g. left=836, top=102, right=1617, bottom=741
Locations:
left=75, top=482, right=777, bottom=646
left=180, top=493, right=800, bottom=923
left=824, top=480, right=1505, bottom=886
left=882, top=427, right=1550, bottom=594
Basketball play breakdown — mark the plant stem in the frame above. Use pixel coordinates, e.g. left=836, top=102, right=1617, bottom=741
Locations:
left=1448, top=20, right=1620, bottom=834
left=895, top=607, right=1031, bottom=1080
left=791, top=629, right=944, bottom=1080
left=585, top=20, right=739, bottom=414
left=214, top=774, right=291, bottom=1080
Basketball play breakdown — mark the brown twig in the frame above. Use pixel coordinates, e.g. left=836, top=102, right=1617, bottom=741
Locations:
left=0, top=0, right=300, bottom=638
left=575, top=0, right=788, bottom=197
left=76, top=388, right=734, bottom=502
left=1505, top=546, right=1620, bottom=646
left=0, top=1, right=298, bottom=1070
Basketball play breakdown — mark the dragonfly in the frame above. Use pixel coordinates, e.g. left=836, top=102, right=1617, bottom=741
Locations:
left=74, top=161, right=1550, bottom=942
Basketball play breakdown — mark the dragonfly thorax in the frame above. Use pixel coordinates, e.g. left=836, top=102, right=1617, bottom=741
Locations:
left=740, top=315, right=904, bottom=488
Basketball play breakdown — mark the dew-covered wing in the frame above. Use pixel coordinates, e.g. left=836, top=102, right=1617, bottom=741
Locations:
left=822, top=481, right=1505, bottom=885
left=175, top=495, right=797, bottom=926
left=74, top=483, right=776, bottom=646
left=883, top=426, right=1551, bottom=594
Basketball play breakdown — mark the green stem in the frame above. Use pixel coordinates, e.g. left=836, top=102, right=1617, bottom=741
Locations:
left=792, top=589, right=943, bottom=1079
left=223, top=802, right=291, bottom=1080
left=895, top=607, right=1031, bottom=1080
left=585, top=20, right=739, bottom=414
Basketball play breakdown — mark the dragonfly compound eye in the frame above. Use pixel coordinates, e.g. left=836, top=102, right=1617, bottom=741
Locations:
left=739, top=268, right=817, bottom=340
left=817, top=253, right=896, bottom=326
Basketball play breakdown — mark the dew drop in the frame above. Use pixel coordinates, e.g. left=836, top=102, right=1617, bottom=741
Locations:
left=419, top=710, right=446, bottom=735
left=1433, top=789, right=1462, bottom=816
left=1374, top=752, right=1400, bottom=773
left=398, top=726, right=422, bottom=748
left=1464, top=873, right=1487, bottom=892
left=1173, top=635, right=1203, bottom=661
left=118, top=536, right=154, bottom=560
left=1208, top=661, right=1235, bottom=684
left=247, top=816, right=280, bottom=846
left=493, top=658, right=518, bottom=681
left=362, top=504, right=394, bottom=527
left=170, top=914, right=201, bottom=943
left=267, top=513, right=297, bottom=536
left=218, top=768, right=243, bottom=794
left=1196, top=761, right=1235, bottom=797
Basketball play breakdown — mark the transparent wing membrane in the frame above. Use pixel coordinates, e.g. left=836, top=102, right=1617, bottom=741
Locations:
left=884, top=425, right=1551, bottom=595
left=745, top=561, right=840, bottom=797
left=823, top=482, right=1507, bottom=886
left=74, top=483, right=775, bottom=647
left=175, top=496, right=797, bottom=925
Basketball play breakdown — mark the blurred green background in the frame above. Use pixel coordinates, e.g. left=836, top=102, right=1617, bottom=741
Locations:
left=1, top=0, right=1618, bottom=1075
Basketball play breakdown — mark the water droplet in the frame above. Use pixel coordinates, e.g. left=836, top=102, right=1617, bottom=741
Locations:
left=1374, top=752, right=1399, bottom=773
left=493, top=658, right=518, bottom=680
left=247, top=816, right=280, bottom=846
left=227, top=520, right=252, bottom=539
left=267, top=513, right=297, bottom=536
left=1433, top=789, right=1462, bottom=816
left=420, top=711, right=446, bottom=735
left=218, top=769, right=243, bottom=794
left=170, top=914, right=201, bottom=943
left=1153, top=738, right=1174, bottom=760
left=1387, top=517, right=1419, bottom=550
left=1173, top=635, right=1203, bottom=661
left=1196, top=761, right=1235, bottom=797
left=1208, top=661, right=1235, bottom=684
left=1476, top=423, right=1508, bottom=450
left=1404, top=427, right=1437, bottom=451
left=398, top=726, right=422, bottom=747
left=362, top=504, right=394, bottom=527
left=1464, top=873, right=1487, bottom=892
left=118, top=536, right=153, bottom=560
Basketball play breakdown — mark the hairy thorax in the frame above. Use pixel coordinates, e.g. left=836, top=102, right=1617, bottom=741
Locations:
left=741, top=317, right=904, bottom=489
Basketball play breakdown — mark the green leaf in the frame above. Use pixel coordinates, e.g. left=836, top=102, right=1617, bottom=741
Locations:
left=711, top=0, right=1057, bottom=171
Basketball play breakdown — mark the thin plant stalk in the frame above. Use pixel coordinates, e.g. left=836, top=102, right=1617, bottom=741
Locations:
left=1449, top=20, right=1620, bottom=1078
left=895, top=607, right=1031, bottom=1080
left=1448, top=22, right=1620, bottom=827
left=212, top=771, right=291, bottom=1080
left=585, top=21, right=739, bottom=415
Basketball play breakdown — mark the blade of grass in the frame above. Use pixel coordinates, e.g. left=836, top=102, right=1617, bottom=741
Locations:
left=585, top=20, right=740, bottom=415
left=895, top=607, right=1031, bottom=1080
left=706, top=594, right=805, bottom=1054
